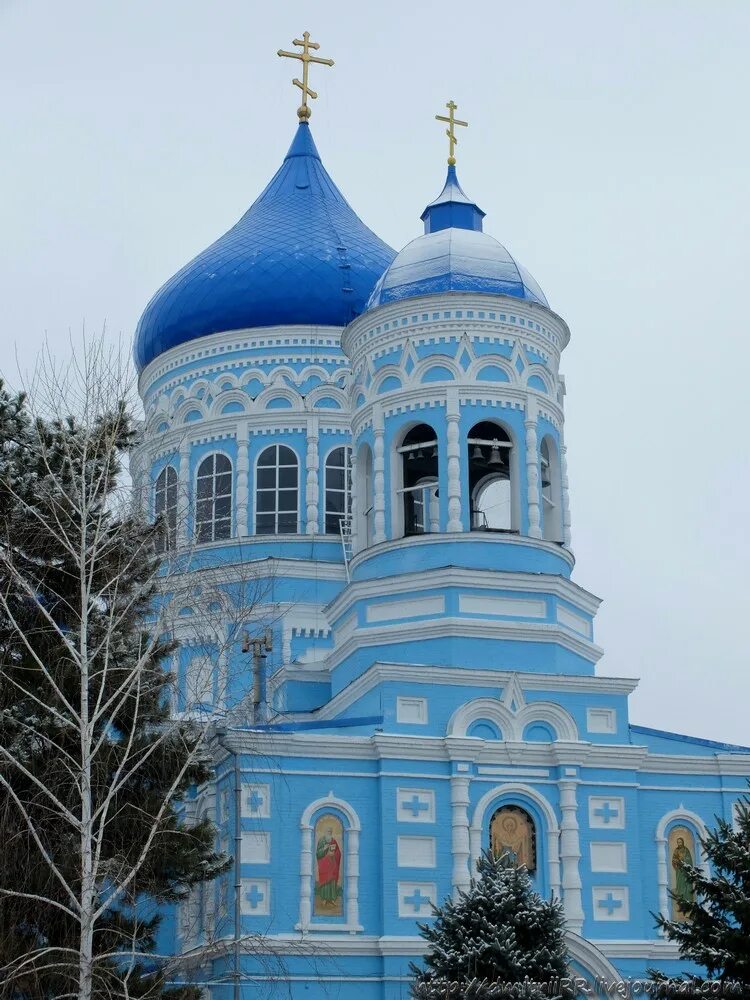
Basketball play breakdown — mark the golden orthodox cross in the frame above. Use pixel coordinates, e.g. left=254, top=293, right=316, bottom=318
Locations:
left=435, top=100, right=468, bottom=165
left=277, top=31, right=334, bottom=121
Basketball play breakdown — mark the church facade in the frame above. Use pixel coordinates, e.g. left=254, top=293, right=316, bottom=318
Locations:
left=131, top=53, right=750, bottom=997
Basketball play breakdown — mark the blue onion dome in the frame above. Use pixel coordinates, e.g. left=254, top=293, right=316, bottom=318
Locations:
left=134, top=123, right=396, bottom=371
left=366, top=165, right=547, bottom=310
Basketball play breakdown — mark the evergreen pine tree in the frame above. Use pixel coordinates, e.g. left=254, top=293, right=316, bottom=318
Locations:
left=0, top=375, right=230, bottom=999
left=652, top=792, right=750, bottom=992
left=411, top=851, right=569, bottom=1000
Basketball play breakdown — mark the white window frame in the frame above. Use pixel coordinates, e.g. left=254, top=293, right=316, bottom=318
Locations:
left=255, top=443, right=299, bottom=535
left=154, top=464, right=178, bottom=552
left=324, top=445, right=352, bottom=535
left=195, top=452, right=233, bottom=543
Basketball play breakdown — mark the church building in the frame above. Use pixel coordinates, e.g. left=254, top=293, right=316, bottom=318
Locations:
left=130, top=34, right=750, bottom=998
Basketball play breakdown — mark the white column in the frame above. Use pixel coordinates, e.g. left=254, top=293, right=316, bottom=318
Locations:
left=347, top=827, right=361, bottom=929
left=372, top=404, right=386, bottom=544
left=451, top=775, right=471, bottom=892
left=524, top=400, right=542, bottom=539
left=446, top=389, right=463, bottom=533
left=349, top=446, right=360, bottom=553
left=178, top=440, right=191, bottom=545
left=558, top=779, right=584, bottom=932
left=656, top=835, right=669, bottom=932
left=236, top=422, right=249, bottom=537
left=560, top=441, right=572, bottom=549
left=297, top=824, right=313, bottom=931
left=305, top=415, right=320, bottom=535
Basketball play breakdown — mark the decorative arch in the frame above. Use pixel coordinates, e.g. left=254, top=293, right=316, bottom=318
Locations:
left=565, top=933, right=621, bottom=982
left=307, top=385, right=347, bottom=410
left=174, top=398, right=208, bottom=425
left=209, top=389, right=249, bottom=418
left=420, top=364, right=456, bottom=384
left=374, top=370, right=402, bottom=395
left=656, top=808, right=710, bottom=928
left=298, top=794, right=362, bottom=933
left=476, top=364, right=512, bottom=383
left=447, top=697, right=515, bottom=740
left=516, top=702, right=578, bottom=742
left=470, top=784, right=560, bottom=901
left=323, top=444, right=352, bottom=535
left=255, top=385, right=301, bottom=411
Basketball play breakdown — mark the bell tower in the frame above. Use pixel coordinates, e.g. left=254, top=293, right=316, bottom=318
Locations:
left=325, top=131, right=599, bottom=695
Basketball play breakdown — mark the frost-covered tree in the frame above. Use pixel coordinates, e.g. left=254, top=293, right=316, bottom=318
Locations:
left=0, top=346, right=234, bottom=1000
left=651, top=792, right=750, bottom=992
left=411, top=851, right=569, bottom=1000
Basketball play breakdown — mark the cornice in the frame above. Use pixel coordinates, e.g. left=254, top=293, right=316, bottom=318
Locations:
left=314, top=663, right=638, bottom=721
left=138, top=323, right=345, bottom=395
left=324, top=615, right=603, bottom=672
left=326, top=564, right=600, bottom=624
left=347, top=532, right=576, bottom=577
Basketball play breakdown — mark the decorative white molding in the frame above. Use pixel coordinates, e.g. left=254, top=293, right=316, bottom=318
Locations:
left=458, top=594, right=547, bottom=618
left=590, top=841, right=627, bottom=873
left=588, top=796, right=625, bottom=830
left=559, top=779, right=584, bottom=932
left=557, top=605, right=592, bottom=638
left=446, top=388, right=463, bottom=532
left=372, top=405, right=386, bottom=544
left=365, top=595, right=445, bottom=624
left=396, top=696, right=428, bottom=725
left=592, top=886, right=629, bottom=921
left=241, top=830, right=270, bottom=864
left=397, top=836, right=437, bottom=868
left=587, top=708, right=617, bottom=734
left=469, top=784, right=561, bottom=900
left=397, top=788, right=435, bottom=824
left=397, top=881, right=437, bottom=917
left=235, top=423, right=249, bottom=536
left=448, top=697, right=578, bottom=743
left=305, top=415, right=319, bottom=535
left=450, top=775, right=471, bottom=892
left=298, top=793, right=362, bottom=934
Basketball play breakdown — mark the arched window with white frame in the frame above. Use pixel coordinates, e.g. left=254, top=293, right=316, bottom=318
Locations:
left=195, top=454, right=232, bottom=543
left=154, top=465, right=178, bottom=552
left=256, top=444, right=299, bottom=534
left=468, top=421, right=515, bottom=531
left=540, top=436, right=562, bottom=543
left=324, top=446, right=352, bottom=534
left=398, top=424, right=440, bottom=537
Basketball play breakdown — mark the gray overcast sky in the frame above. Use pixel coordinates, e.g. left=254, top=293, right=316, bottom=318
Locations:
left=1, top=0, right=748, bottom=744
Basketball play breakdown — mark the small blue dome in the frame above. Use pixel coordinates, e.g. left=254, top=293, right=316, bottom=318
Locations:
left=134, top=124, right=395, bottom=371
left=366, top=165, right=547, bottom=311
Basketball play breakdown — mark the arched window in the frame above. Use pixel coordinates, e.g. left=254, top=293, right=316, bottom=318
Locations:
left=196, top=454, right=232, bottom=542
left=256, top=444, right=298, bottom=534
left=324, top=446, right=352, bottom=534
left=490, top=805, right=536, bottom=872
left=540, top=436, right=562, bottom=543
left=154, top=465, right=178, bottom=552
left=468, top=421, right=514, bottom=531
left=398, top=424, right=439, bottom=536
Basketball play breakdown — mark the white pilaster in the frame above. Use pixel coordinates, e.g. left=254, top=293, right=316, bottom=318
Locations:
left=236, top=422, right=249, bottom=537
left=560, top=441, right=572, bottom=549
left=524, top=400, right=542, bottom=539
left=446, top=389, right=463, bottom=533
left=305, top=415, right=320, bottom=535
left=558, top=779, right=584, bottom=932
left=450, top=775, right=471, bottom=893
left=373, top=404, right=386, bottom=544
left=656, top=835, right=669, bottom=931
left=178, top=440, right=191, bottom=545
